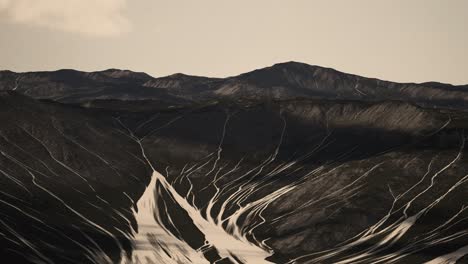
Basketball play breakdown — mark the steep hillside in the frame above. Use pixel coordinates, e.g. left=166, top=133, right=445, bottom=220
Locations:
left=0, top=92, right=150, bottom=263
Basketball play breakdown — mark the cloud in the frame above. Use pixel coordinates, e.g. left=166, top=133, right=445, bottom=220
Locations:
left=0, top=0, right=130, bottom=37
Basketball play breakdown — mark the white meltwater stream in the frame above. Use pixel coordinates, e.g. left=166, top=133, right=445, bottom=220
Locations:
left=122, top=171, right=274, bottom=264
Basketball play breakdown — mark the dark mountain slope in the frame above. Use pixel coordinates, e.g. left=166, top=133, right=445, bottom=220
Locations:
left=115, top=98, right=467, bottom=263
left=214, top=62, right=468, bottom=109
left=0, top=69, right=185, bottom=104
left=0, top=92, right=150, bottom=264
left=2, top=62, right=468, bottom=109
left=0, top=62, right=468, bottom=263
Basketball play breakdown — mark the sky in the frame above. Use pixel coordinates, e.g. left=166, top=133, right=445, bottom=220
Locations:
left=0, top=0, right=467, bottom=84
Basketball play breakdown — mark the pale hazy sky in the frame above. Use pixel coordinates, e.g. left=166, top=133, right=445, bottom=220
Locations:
left=0, top=0, right=467, bottom=84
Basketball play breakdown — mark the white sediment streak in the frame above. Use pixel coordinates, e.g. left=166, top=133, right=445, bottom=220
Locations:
left=122, top=172, right=209, bottom=264
left=124, top=170, right=274, bottom=264
left=121, top=111, right=275, bottom=263
left=424, top=245, right=468, bottom=264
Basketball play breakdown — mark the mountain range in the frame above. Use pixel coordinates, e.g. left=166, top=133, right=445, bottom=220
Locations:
left=2, top=62, right=468, bottom=109
left=0, top=62, right=467, bottom=264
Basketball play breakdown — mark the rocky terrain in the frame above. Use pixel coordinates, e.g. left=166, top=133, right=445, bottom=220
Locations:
left=2, top=62, right=468, bottom=109
left=0, top=62, right=467, bottom=264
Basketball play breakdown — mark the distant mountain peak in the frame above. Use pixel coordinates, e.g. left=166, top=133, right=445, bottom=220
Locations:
left=166, top=73, right=191, bottom=78
left=96, top=68, right=153, bottom=80
left=271, top=61, right=317, bottom=68
left=143, top=72, right=220, bottom=90
left=239, top=61, right=340, bottom=80
left=162, top=73, right=209, bottom=80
